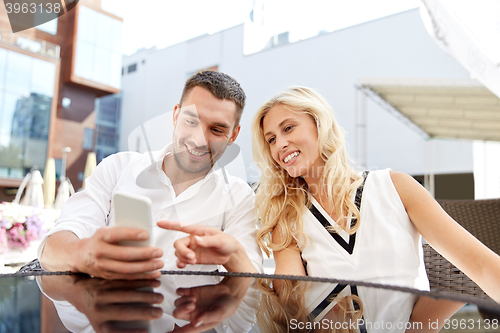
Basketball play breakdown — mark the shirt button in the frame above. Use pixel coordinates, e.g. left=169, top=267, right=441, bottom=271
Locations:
left=160, top=213, right=165, bottom=219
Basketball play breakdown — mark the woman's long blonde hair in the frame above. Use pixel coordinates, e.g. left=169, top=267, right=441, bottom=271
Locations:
left=256, top=279, right=363, bottom=333
left=251, top=86, right=363, bottom=256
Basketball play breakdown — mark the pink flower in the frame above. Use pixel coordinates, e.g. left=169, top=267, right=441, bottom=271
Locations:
left=0, top=227, right=7, bottom=254
left=7, top=223, right=30, bottom=250
left=0, top=202, right=60, bottom=252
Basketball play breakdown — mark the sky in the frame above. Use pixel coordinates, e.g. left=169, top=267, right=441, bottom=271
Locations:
left=101, top=0, right=421, bottom=56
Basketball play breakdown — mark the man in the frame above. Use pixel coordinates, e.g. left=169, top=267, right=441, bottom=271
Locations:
left=38, top=71, right=263, bottom=280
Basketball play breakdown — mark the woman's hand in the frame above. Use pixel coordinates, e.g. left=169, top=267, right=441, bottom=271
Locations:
left=157, top=221, right=258, bottom=273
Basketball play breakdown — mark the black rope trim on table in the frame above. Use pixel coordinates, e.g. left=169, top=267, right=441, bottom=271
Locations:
left=0, top=270, right=75, bottom=278
left=157, top=271, right=499, bottom=312
left=4, top=263, right=500, bottom=313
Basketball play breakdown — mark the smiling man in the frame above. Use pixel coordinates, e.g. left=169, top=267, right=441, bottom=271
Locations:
left=37, top=71, right=263, bottom=279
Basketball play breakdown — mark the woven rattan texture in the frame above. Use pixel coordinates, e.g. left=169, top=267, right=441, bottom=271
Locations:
left=424, top=244, right=488, bottom=299
left=423, top=199, right=500, bottom=300
left=439, top=199, right=500, bottom=255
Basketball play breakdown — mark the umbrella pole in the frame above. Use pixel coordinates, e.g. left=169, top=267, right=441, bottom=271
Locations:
left=13, top=172, right=32, bottom=205
left=43, top=158, right=56, bottom=208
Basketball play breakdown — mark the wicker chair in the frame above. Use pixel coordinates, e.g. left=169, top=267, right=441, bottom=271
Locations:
left=423, top=198, right=500, bottom=300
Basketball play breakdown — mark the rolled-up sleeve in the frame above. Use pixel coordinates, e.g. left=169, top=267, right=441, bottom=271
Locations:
left=37, top=153, right=133, bottom=259
left=223, top=180, right=263, bottom=273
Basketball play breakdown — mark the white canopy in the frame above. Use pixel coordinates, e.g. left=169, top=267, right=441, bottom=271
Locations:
left=357, top=78, right=500, bottom=142
left=420, top=0, right=500, bottom=99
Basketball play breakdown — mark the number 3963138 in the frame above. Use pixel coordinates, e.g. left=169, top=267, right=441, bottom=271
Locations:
left=5, top=2, right=62, bottom=14
left=442, top=318, right=499, bottom=330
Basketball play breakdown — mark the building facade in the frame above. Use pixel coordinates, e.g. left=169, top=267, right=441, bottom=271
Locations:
left=119, top=8, right=476, bottom=199
left=0, top=0, right=122, bottom=201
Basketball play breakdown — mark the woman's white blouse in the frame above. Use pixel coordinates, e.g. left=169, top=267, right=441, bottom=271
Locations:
left=301, top=168, right=429, bottom=332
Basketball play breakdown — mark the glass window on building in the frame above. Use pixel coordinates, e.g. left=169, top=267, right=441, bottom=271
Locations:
left=73, top=5, right=123, bottom=90
left=0, top=48, right=6, bottom=92
left=5, top=51, right=32, bottom=96
left=82, top=128, right=94, bottom=150
left=127, top=63, right=137, bottom=73
left=0, top=47, right=57, bottom=180
left=95, top=93, right=121, bottom=163
left=53, top=158, right=62, bottom=180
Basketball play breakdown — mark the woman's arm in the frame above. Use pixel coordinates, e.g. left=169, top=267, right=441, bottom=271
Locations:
left=271, top=227, right=306, bottom=293
left=272, top=227, right=306, bottom=276
left=391, top=171, right=500, bottom=302
left=407, top=296, right=465, bottom=333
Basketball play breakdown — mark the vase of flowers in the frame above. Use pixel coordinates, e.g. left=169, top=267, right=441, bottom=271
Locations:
left=0, top=202, right=60, bottom=255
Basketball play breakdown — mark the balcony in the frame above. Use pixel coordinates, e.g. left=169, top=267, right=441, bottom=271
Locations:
left=0, top=32, right=60, bottom=59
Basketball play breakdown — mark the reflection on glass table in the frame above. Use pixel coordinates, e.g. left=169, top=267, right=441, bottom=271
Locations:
left=0, top=272, right=499, bottom=333
left=257, top=277, right=500, bottom=333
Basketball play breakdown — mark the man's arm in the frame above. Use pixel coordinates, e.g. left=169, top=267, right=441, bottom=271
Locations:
left=220, top=181, right=264, bottom=273
left=38, top=274, right=163, bottom=332
left=40, top=228, right=164, bottom=279
left=38, top=153, right=164, bottom=279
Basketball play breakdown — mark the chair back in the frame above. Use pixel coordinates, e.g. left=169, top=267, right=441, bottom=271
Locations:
left=438, top=199, right=500, bottom=255
left=424, top=199, right=500, bottom=300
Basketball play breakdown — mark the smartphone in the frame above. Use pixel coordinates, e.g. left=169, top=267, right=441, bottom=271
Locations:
left=113, top=191, right=153, bottom=247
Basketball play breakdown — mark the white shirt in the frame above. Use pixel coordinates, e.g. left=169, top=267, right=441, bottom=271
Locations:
left=37, top=145, right=263, bottom=273
left=37, top=274, right=259, bottom=333
left=302, top=169, right=429, bottom=332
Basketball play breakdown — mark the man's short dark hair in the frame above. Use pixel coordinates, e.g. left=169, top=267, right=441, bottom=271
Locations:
left=180, top=70, right=246, bottom=127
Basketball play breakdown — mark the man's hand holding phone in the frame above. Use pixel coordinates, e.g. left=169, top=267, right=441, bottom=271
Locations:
left=75, top=191, right=166, bottom=280
left=73, top=225, right=164, bottom=280
left=42, top=192, right=165, bottom=280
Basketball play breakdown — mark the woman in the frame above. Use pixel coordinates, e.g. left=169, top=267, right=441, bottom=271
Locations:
left=250, top=86, right=500, bottom=331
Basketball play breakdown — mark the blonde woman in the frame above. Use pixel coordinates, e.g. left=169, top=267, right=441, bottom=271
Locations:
left=250, top=86, right=500, bottom=331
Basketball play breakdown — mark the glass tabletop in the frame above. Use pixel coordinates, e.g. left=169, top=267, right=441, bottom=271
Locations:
left=1, top=271, right=499, bottom=333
